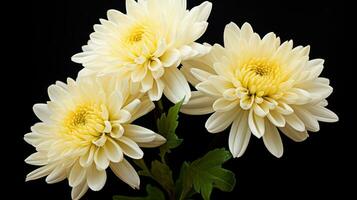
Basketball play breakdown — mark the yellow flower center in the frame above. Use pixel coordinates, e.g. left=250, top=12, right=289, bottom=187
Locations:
left=64, top=104, right=104, bottom=138
left=127, top=28, right=145, bottom=44
left=237, top=58, right=285, bottom=97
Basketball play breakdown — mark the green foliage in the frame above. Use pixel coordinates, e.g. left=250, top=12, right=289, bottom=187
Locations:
left=113, top=185, right=165, bottom=200
left=177, top=148, right=236, bottom=200
left=156, top=99, right=184, bottom=161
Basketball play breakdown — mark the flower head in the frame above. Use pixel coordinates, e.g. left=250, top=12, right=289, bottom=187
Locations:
left=181, top=22, right=338, bottom=158
left=24, top=75, right=165, bottom=199
left=72, top=0, right=212, bottom=104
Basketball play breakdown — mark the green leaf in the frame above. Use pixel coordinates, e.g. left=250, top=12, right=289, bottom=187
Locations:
left=177, top=148, right=236, bottom=200
left=150, top=160, right=175, bottom=191
left=157, top=99, right=184, bottom=159
left=113, top=185, right=165, bottom=200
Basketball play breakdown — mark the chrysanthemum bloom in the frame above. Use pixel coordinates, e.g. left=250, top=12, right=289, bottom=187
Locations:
left=24, top=76, right=165, bottom=199
left=181, top=22, right=338, bottom=158
left=72, top=0, right=212, bottom=104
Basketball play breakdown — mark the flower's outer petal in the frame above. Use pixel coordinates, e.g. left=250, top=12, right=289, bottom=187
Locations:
left=110, top=159, right=140, bottom=189
left=229, top=111, right=251, bottom=157
left=162, top=67, right=191, bottom=104
left=263, top=121, right=284, bottom=158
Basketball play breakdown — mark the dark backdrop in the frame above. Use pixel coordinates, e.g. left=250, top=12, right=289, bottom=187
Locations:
left=22, top=0, right=350, bottom=199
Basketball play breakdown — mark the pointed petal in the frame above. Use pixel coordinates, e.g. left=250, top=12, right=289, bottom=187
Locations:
left=205, top=109, right=237, bottom=133
left=110, top=159, right=140, bottom=189
left=180, top=91, right=215, bottom=115
left=87, top=164, right=107, bottom=191
left=229, top=111, right=251, bottom=157
left=162, top=67, right=191, bottom=104
left=263, top=122, right=284, bottom=158
left=117, top=136, right=144, bottom=159
left=248, top=109, right=265, bottom=138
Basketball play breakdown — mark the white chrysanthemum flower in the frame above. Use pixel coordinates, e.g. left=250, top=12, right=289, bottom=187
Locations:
left=181, top=22, right=338, bottom=158
left=24, top=75, right=166, bottom=199
left=72, top=0, right=212, bottom=104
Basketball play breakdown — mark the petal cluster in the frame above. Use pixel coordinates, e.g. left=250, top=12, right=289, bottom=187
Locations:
left=72, top=0, right=212, bottom=104
left=25, top=75, right=165, bottom=199
left=181, top=22, right=338, bottom=158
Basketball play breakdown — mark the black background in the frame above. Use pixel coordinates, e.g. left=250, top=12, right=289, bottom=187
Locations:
left=20, top=0, right=351, bottom=199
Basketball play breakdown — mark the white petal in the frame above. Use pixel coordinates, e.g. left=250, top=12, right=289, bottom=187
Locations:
left=224, top=22, right=240, bottom=50
left=123, top=124, right=156, bottom=143
left=94, top=147, right=110, bottom=170
left=293, top=107, right=320, bottom=132
left=71, top=180, right=89, bottom=200
left=25, top=152, right=48, bottom=166
left=117, top=109, right=132, bottom=123
left=26, top=165, right=54, bottom=181
left=45, top=166, right=67, bottom=184
left=285, top=114, right=305, bottom=132
left=309, top=106, right=338, bottom=122
left=205, top=109, right=238, bottom=133
left=160, top=49, right=181, bottom=67
left=48, top=84, right=69, bottom=102
left=180, top=91, right=215, bottom=115
left=196, top=81, right=221, bottom=97
left=129, top=98, right=155, bottom=123
left=117, top=136, right=143, bottom=159
left=136, top=134, right=166, bottom=148
left=213, top=98, right=238, bottom=112
left=110, top=159, right=140, bottom=189
left=267, top=110, right=286, bottom=127
left=229, top=111, right=251, bottom=157
left=87, top=164, right=107, bottom=191
left=79, top=145, right=96, bottom=167
left=33, top=104, right=52, bottom=122
left=248, top=109, right=265, bottom=138
left=162, top=67, right=191, bottom=104
left=104, top=138, right=123, bottom=163
left=263, top=122, right=284, bottom=158
left=148, top=79, right=164, bottom=101
left=279, top=125, right=309, bottom=142
left=69, top=162, right=86, bottom=187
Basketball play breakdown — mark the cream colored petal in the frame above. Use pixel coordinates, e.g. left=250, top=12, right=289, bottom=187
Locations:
left=116, top=109, right=132, bottom=123
left=162, top=67, right=191, bottom=104
left=141, top=73, right=154, bottom=92
left=69, top=162, right=86, bottom=187
left=229, top=111, right=251, bottom=158
left=224, top=22, right=241, bottom=50
left=213, top=98, right=239, bottom=112
left=117, top=136, right=144, bottom=159
left=123, top=124, right=156, bottom=143
left=248, top=109, right=265, bottom=138
left=129, top=98, right=155, bottom=123
left=263, top=122, right=284, bottom=158
left=293, top=107, right=320, bottom=132
left=160, top=49, right=181, bottom=67
left=25, top=152, right=48, bottom=166
left=48, top=84, right=69, bottom=102
left=79, top=145, right=96, bottom=168
left=279, top=125, right=309, bottom=142
left=104, top=138, right=123, bottom=163
left=122, top=99, right=141, bottom=114
left=285, top=114, right=305, bottom=132
left=267, top=110, right=286, bottom=127
left=196, top=81, right=221, bottom=97
left=94, top=147, right=110, bottom=170
left=180, top=91, right=215, bottom=115
left=26, top=164, right=55, bottom=181
left=309, top=105, right=338, bottom=123
left=148, top=79, right=164, bottom=101
left=205, top=109, right=238, bottom=133
left=110, top=159, right=140, bottom=189
left=136, top=134, right=166, bottom=148
left=45, top=165, right=67, bottom=184
left=191, top=68, right=213, bottom=83
left=33, top=104, right=52, bottom=123
left=71, top=180, right=89, bottom=200
left=87, top=164, right=107, bottom=191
